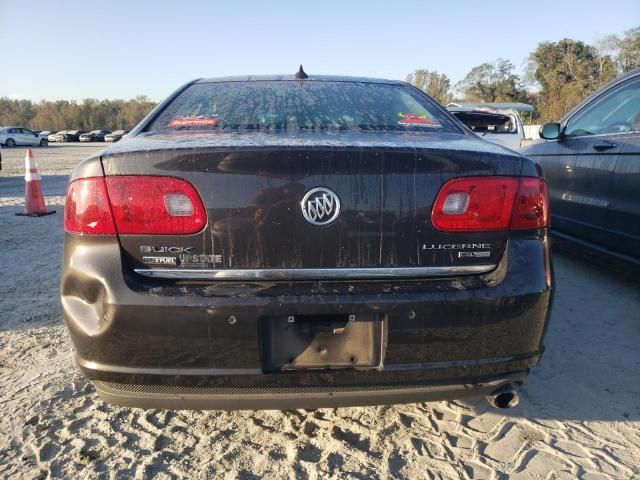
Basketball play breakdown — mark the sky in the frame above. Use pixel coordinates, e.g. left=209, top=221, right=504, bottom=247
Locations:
left=0, top=0, right=638, bottom=102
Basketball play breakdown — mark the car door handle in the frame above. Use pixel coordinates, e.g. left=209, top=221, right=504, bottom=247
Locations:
left=593, top=142, right=617, bottom=151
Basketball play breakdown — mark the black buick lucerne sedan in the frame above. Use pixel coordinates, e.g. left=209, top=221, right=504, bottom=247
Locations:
left=61, top=70, right=553, bottom=410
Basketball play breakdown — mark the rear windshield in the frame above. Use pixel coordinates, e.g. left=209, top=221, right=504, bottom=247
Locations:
left=452, top=112, right=517, bottom=134
left=146, top=81, right=460, bottom=133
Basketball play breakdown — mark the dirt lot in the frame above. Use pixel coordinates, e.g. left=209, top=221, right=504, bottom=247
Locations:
left=1, top=145, right=639, bottom=479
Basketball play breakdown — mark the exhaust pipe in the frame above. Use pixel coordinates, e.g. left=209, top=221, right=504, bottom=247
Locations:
left=486, top=384, right=520, bottom=409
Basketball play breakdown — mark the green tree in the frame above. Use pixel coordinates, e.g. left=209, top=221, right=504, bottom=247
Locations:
left=617, top=27, right=640, bottom=72
left=528, top=38, right=617, bottom=121
left=405, top=69, right=452, bottom=104
left=0, top=96, right=157, bottom=131
left=0, top=98, right=35, bottom=126
left=456, top=59, right=525, bottom=103
left=596, top=28, right=640, bottom=73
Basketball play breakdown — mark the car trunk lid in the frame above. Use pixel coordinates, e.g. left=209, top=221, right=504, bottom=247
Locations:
left=100, top=131, right=522, bottom=277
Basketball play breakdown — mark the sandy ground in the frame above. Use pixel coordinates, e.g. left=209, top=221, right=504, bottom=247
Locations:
left=0, top=146, right=639, bottom=479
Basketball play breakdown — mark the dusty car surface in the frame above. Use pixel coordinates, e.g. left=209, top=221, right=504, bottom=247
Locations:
left=61, top=71, right=553, bottom=410
left=522, top=68, right=640, bottom=264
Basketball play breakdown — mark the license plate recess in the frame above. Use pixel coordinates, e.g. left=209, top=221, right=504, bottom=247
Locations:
left=260, top=314, right=386, bottom=371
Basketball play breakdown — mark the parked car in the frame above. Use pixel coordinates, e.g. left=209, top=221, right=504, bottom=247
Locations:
left=48, top=131, right=64, bottom=142
left=0, top=127, right=48, bottom=147
left=447, top=104, right=526, bottom=151
left=522, top=67, right=640, bottom=264
left=60, top=130, right=86, bottom=142
left=104, top=129, right=128, bottom=142
left=62, top=71, right=553, bottom=410
left=39, top=130, right=55, bottom=138
left=79, top=130, right=111, bottom=142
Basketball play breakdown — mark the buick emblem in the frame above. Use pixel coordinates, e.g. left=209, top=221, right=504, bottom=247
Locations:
left=301, top=187, right=341, bottom=226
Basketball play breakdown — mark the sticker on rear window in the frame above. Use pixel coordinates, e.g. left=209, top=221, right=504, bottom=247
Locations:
left=398, top=113, right=440, bottom=127
left=168, top=115, right=219, bottom=128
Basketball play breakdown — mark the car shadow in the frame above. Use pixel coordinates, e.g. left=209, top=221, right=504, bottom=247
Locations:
left=460, top=251, right=640, bottom=421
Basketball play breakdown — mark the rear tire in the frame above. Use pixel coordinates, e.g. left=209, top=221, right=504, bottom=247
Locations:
left=5, top=138, right=15, bottom=147
left=39, top=139, right=48, bottom=147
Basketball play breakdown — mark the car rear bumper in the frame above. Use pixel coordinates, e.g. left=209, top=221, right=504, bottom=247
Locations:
left=61, top=231, right=553, bottom=409
left=91, top=371, right=528, bottom=410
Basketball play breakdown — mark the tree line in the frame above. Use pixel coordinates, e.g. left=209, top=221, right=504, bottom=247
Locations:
left=0, top=96, right=157, bottom=131
left=406, top=27, right=639, bottom=122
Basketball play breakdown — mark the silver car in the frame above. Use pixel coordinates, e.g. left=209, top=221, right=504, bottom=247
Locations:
left=447, top=104, right=528, bottom=151
left=0, top=127, right=48, bottom=147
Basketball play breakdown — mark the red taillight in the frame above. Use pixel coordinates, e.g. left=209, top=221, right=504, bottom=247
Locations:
left=64, top=177, right=116, bottom=234
left=511, top=177, right=549, bottom=229
left=432, top=177, right=518, bottom=231
left=64, top=176, right=207, bottom=235
left=105, top=176, right=207, bottom=234
left=432, top=176, right=549, bottom=232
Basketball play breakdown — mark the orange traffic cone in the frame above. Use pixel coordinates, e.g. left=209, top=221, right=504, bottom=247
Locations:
left=15, top=149, right=55, bottom=217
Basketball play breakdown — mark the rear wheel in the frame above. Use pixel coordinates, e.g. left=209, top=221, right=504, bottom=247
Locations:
left=5, top=138, right=15, bottom=147
left=39, top=139, right=48, bottom=147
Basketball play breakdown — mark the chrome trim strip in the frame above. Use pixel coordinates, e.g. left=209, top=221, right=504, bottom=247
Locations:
left=133, top=265, right=496, bottom=280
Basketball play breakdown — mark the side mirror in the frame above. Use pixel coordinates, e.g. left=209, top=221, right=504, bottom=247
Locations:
left=540, top=122, right=561, bottom=140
